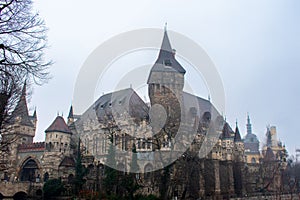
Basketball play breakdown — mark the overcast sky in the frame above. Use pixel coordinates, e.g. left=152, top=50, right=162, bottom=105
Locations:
left=30, top=0, right=300, bottom=156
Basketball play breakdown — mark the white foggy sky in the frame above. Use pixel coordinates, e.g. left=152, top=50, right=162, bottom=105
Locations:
left=30, top=0, right=300, bottom=155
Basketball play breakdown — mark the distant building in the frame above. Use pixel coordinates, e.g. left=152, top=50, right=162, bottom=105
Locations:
left=243, top=114, right=261, bottom=163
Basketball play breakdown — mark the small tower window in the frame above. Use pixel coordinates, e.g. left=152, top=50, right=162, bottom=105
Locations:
left=164, top=59, right=172, bottom=66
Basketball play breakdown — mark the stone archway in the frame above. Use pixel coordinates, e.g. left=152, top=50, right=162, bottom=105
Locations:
left=19, top=158, right=39, bottom=182
left=13, top=191, right=27, bottom=200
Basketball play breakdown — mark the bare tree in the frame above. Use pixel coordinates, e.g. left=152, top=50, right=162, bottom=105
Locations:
left=0, top=0, right=51, bottom=133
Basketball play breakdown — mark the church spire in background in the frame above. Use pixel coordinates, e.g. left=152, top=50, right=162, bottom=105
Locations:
left=246, top=113, right=252, bottom=135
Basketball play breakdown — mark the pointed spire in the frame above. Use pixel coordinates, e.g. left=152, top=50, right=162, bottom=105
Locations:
left=33, top=107, right=37, bottom=119
left=11, top=81, right=33, bottom=127
left=221, top=122, right=231, bottom=139
left=68, top=105, right=74, bottom=119
left=246, top=113, right=252, bottom=135
left=234, top=121, right=242, bottom=142
left=147, top=25, right=186, bottom=84
left=264, top=147, right=275, bottom=161
left=247, top=112, right=250, bottom=124
left=21, top=81, right=27, bottom=97
left=161, top=26, right=173, bottom=52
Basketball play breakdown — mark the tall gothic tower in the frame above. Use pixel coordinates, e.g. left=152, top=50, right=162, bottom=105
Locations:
left=147, top=28, right=186, bottom=102
left=8, top=82, right=36, bottom=143
left=147, top=28, right=186, bottom=146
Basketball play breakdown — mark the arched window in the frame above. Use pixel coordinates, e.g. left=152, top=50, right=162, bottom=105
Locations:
left=20, top=159, right=39, bottom=182
left=44, top=172, right=49, bottom=182
left=68, top=174, right=74, bottom=184
left=144, top=163, right=153, bottom=180
left=251, top=157, right=256, bottom=163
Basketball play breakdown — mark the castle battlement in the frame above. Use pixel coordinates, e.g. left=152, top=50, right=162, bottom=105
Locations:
left=18, top=142, right=45, bottom=152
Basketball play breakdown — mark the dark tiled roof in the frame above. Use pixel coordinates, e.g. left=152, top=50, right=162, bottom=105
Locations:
left=45, top=116, right=72, bottom=134
left=181, top=92, right=225, bottom=137
left=234, top=125, right=242, bottom=142
left=182, top=92, right=221, bottom=119
left=95, top=88, right=149, bottom=123
left=221, top=123, right=232, bottom=139
left=244, top=133, right=259, bottom=143
left=147, top=30, right=185, bottom=84
left=59, top=156, right=75, bottom=167
left=75, top=88, right=149, bottom=127
left=10, top=83, right=34, bottom=127
left=68, top=105, right=74, bottom=119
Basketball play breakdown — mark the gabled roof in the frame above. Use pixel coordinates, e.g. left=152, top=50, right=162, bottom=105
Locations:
left=45, top=116, right=72, bottom=134
left=10, top=82, right=34, bottom=127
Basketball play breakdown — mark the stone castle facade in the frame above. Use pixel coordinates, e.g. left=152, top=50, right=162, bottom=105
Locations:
left=0, top=29, right=288, bottom=199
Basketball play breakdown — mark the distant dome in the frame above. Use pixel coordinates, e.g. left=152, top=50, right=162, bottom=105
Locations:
left=244, top=133, right=259, bottom=143
left=244, top=133, right=260, bottom=153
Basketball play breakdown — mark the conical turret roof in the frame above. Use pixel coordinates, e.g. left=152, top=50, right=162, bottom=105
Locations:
left=221, top=122, right=232, bottom=139
left=11, top=82, right=34, bottom=127
left=147, top=29, right=186, bottom=84
left=45, top=116, right=72, bottom=134
left=68, top=105, right=74, bottom=119
left=234, top=123, right=242, bottom=142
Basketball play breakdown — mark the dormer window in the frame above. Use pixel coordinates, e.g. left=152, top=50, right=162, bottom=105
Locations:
left=164, top=59, right=172, bottom=66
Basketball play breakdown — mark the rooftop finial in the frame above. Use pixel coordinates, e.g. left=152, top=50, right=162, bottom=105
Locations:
left=208, top=94, right=211, bottom=102
left=236, top=119, right=238, bottom=127
left=164, top=22, right=167, bottom=32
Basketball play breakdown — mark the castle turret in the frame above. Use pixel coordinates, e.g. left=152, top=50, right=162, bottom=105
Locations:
left=147, top=28, right=186, bottom=145
left=147, top=28, right=186, bottom=104
left=43, top=115, right=73, bottom=179
left=9, top=82, right=36, bottom=143
left=234, top=122, right=242, bottom=143
left=45, top=115, right=72, bottom=155
left=234, top=122, right=244, bottom=162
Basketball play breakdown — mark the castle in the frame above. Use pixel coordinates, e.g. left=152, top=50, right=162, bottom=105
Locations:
left=0, top=29, right=288, bottom=199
